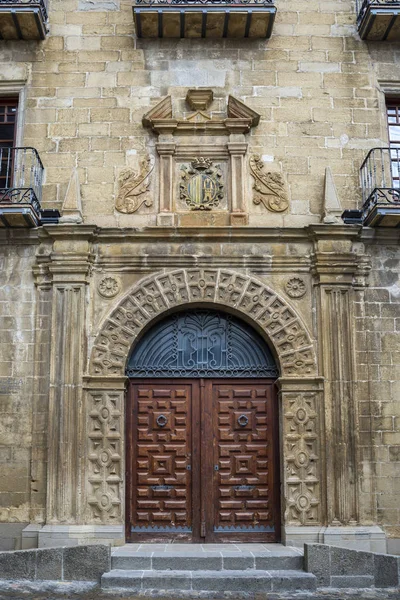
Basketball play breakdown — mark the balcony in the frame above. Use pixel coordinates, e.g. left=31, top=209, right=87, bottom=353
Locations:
left=0, top=147, right=59, bottom=228
left=132, top=0, right=276, bottom=39
left=359, top=147, right=400, bottom=227
left=0, top=0, right=48, bottom=40
left=356, top=0, right=400, bottom=41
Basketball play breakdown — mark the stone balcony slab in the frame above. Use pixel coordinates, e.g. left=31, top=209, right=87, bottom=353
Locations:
left=132, top=0, right=276, bottom=39
left=357, top=1, right=400, bottom=41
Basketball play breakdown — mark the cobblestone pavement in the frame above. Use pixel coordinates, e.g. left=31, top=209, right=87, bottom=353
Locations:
left=0, top=581, right=399, bottom=600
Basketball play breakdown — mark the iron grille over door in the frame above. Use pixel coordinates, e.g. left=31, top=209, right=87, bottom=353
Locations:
left=126, top=309, right=278, bottom=378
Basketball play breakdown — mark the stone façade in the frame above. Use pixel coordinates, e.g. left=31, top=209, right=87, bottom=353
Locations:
left=0, top=0, right=399, bottom=555
left=2, top=220, right=398, bottom=552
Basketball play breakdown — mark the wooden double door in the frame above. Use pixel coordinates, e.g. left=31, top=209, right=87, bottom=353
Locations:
left=126, top=379, right=280, bottom=543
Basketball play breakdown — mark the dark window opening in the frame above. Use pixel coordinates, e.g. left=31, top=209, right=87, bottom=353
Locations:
left=0, top=98, right=19, bottom=191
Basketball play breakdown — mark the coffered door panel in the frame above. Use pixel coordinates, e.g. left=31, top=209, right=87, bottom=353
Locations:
left=127, top=381, right=200, bottom=541
left=205, top=380, right=278, bottom=542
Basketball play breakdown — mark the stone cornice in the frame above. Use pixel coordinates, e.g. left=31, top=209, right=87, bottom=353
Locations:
left=40, top=224, right=364, bottom=244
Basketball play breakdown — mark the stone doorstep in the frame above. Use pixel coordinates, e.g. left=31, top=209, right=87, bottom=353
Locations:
left=112, top=543, right=303, bottom=554
left=101, top=569, right=317, bottom=592
left=111, top=552, right=304, bottom=571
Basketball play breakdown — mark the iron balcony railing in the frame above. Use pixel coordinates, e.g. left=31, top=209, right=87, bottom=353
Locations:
left=356, top=0, right=400, bottom=23
left=134, top=0, right=273, bottom=4
left=360, top=147, right=400, bottom=211
left=0, top=146, right=44, bottom=214
left=0, top=0, right=48, bottom=20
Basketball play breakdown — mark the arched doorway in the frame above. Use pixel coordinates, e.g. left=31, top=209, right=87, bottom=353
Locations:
left=125, top=308, right=281, bottom=543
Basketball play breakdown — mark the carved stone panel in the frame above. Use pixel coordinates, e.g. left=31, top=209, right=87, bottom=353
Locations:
left=87, top=390, right=123, bottom=523
left=115, top=155, right=155, bottom=214
left=250, top=155, right=289, bottom=213
left=283, top=391, right=321, bottom=525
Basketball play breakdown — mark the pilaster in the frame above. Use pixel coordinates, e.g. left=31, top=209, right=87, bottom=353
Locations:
left=228, top=140, right=247, bottom=216
left=156, top=142, right=175, bottom=215
left=39, top=228, right=95, bottom=526
left=311, top=230, right=366, bottom=527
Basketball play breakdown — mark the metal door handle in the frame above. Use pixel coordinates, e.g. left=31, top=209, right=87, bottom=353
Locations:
left=238, top=414, right=249, bottom=427
left=156, top=414, right=168, bottom=427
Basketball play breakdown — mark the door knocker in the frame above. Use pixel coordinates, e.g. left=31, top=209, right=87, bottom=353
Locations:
left=156, top=414, right=168, bottom=428
left=237, top=414, right=249, bottom=427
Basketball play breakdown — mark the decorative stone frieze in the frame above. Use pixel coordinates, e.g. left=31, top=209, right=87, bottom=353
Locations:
left=89, top=268, right=317, bottom=377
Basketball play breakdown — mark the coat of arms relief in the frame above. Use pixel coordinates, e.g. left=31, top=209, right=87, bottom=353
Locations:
left=180, top=158, right=224, bottom=211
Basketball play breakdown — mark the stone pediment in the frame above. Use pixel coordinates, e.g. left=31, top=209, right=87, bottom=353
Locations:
left=142, top=90, right=260, bottom=136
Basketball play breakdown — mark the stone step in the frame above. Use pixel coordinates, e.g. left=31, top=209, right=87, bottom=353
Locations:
left=111, top=551, right=303, bottom=571
left=101, top=569, right=316, bottom=593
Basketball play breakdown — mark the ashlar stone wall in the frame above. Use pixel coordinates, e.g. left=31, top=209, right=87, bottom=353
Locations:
left=355, top=241, right=400, bottom=554
left=0, top=0, right=394, bottom=226
left=0, top=237, right=37, bottom=528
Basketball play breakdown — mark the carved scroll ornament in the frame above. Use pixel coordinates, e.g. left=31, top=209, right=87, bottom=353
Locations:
left=250, top=154, right=289, bottom=213
left=115, top=155, right=155, bottom=214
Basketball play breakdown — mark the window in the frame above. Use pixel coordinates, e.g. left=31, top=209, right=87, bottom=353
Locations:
left=386, top=100, right=400, bottom=188
left=0, top=98, right=18, bottom=191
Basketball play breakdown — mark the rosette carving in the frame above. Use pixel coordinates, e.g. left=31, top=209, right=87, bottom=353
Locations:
left=285, top=277, right=307, bottom=299
left=98, top=276, right=121, bottom=299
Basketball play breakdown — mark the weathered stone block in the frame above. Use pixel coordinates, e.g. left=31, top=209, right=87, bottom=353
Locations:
left=330, top=546, right=374, bottom=576
left=36, top=548, right=63, bottom=580
left=331, top=575, right=374, bottom=588
left=304, top=544, right=331, bottom=587
left=0, top=549, right=36, bottom=580
left=63, top=545, right=111, bottom=582
left=374, top=554, right=400, bottom=588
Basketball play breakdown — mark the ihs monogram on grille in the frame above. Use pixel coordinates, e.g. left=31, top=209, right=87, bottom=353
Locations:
left=180, top=157, right=224, bottom=210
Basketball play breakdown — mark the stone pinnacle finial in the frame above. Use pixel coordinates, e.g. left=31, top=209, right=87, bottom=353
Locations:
left=322, top=166, right=342, bottom=224
left=59, top=168, right=83, bottom=224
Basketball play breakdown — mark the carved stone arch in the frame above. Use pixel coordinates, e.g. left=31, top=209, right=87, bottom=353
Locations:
left=89, top=268, right=317, bottom=377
